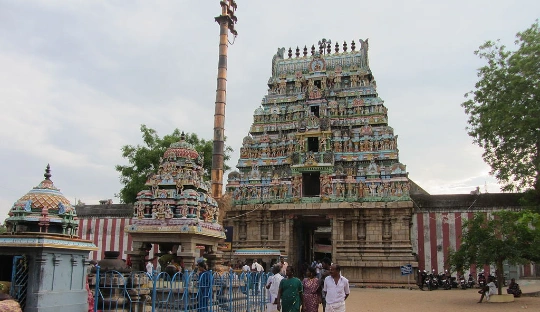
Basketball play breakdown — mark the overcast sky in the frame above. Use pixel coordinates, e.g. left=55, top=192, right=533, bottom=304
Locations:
left=1, top=1, right=538, bottom=223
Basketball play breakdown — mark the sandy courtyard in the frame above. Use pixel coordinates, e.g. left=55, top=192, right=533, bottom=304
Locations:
left=324, top=282, right=540, bottom=312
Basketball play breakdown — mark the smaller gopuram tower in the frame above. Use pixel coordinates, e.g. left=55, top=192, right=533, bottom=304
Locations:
left=1, top=165, right=97, bottom=311
left=126, top=134, right=226, bottom=270
left=224, top=39, right=417, bottom=285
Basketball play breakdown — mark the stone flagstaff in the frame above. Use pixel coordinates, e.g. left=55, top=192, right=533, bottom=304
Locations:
left=212, top=0, right=238, bottom=199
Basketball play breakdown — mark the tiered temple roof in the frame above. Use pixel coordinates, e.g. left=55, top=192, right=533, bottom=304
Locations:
left=226, top=38, right=410, bottom=204
left=127, top=133, right=224, bottom=239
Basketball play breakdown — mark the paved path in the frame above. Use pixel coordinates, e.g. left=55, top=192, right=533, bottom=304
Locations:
left=323, top=281, right=540, bottom=312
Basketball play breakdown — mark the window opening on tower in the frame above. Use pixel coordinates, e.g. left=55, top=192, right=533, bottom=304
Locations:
left=310, top=105, right=319, bottom=117
left=307, top=137, right=319, bottom=152
left=302, top=172, right=320, bottom=197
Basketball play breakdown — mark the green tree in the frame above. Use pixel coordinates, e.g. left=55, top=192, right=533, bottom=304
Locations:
left=116, top=125, right=233, bottom=203
left=462, top=21, right=540, bottom=203
left=449, top=210, right=540, bottom=295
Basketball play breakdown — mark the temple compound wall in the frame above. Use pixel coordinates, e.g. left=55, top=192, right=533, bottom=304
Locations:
left=75, top=193, right=537, bottom=285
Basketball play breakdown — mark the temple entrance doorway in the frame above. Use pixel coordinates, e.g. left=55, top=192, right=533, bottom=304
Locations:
left=293, top=215, right=331, bottom=277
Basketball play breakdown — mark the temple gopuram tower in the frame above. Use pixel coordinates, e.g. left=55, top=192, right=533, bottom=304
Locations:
left=224, top=39, right=417, bottom=285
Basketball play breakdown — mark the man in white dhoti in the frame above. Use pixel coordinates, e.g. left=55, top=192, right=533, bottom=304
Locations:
left=265, top=265, right=284, bottom=312
left=323, top=264, right=350, bottom=312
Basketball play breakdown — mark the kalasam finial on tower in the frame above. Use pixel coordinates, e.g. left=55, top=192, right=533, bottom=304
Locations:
left=44, top=164, right=52, bottom=180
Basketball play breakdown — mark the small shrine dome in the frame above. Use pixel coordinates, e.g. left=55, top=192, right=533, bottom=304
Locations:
left=163, top=132, right=199, bottom=160
left=5, top=165, right=78, bottom=236
left=227, top=171, right=240, bottom=180
left=254, top=106, right=264, bottom=115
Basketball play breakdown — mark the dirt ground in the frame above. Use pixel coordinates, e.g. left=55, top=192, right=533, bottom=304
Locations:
left=323, top=282, right=540, bottom=312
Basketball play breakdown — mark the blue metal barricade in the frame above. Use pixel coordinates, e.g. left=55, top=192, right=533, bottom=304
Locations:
left=92, top=270, right=271, bottom=312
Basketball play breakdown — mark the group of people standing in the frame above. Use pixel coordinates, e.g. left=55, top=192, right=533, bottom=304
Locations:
left=266, top=257, right=350, bottom=312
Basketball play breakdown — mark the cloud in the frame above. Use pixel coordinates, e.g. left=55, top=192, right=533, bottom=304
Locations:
left=2, top=0, right=540, bottom=223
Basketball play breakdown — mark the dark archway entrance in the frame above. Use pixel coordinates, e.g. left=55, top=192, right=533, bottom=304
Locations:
left=293, top=215, right=331, bottom=277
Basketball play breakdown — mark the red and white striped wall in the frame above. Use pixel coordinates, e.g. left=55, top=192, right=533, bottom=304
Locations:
left=78, top=212, right=535, bottom=277
left=412, top=211, right=535, bottom=277
left=77, top=217, right=157, bottom=261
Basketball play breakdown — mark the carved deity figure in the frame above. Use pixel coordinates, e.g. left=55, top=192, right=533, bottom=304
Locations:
left=333, top=73, right=342, bottom=89
left=280, top=183, right=288, bottom=199
left=165, top=204, right=174, bottom=219
left=278, top=78, right=287, bottom=94
left=135, top=202, right=145, bottom=219
left=320, top=136, right=327, bottom=151
left=369, top=183, right=377, bottom=197
left=350, top=75, right=359, bottom=87
left=347, top=182, right=354, bottom=197
left=320, top=175, right=332, bottom=196
left=307, top=79, right=314, bottom=93
left=153, top=201, right=166, bottom=220
left=357, top=182, right=365, bottom=198
left=292, top=177, right=301, bottom=198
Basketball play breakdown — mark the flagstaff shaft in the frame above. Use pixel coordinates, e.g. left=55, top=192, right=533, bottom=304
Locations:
left=211, top=1, right=237, bottom=200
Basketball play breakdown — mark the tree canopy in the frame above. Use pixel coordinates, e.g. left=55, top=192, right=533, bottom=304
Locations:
left=462, top=21, right=540, bottom=203
left=116, top=125, right=233, bottom=203
left=449, top=210, right=540, bottom=294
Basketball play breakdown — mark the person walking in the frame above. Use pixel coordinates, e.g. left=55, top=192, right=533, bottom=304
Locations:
left=323, top=264, right=350, bottom=312
left=319, top=258, right=332, bottom=312
left=277, top=266, right=303, bottom=312
left=266, top=265, right=284, bottom=312
left=251, top=259, right=264, bottom=294
left=302, top=266, right=321, bottom=312
left=279, top=257, right=289, bottom=276
left=197, top=261, right=211, bottom=312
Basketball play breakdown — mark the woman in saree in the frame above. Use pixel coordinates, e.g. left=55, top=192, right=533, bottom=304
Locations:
left=302, top=266, right=320, bottom=312
left=277, top=266, right=303, bottom=312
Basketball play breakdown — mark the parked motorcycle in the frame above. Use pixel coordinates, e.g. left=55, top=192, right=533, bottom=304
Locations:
left=478, top=271, right=486, bottom=288
left=429, top=271, right=438, bottom=290
left=459, top=275, right=467, bottom=289
left=467, top=273, right=476, bottom=288
left=446, top=270, right=458, bottom=288
left=418, top=270, right=430, bottom=291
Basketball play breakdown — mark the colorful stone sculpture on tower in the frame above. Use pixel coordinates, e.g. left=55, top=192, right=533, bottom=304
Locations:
left=126, top=133, right=225, bottom=270
left=224, top=39, right=417, bottom=285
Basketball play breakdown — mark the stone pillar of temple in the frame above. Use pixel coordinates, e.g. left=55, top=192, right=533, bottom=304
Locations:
left=127, top=241, right=149, bottom=272
left=352, top=210, right=359, bottom=241
left=285, top=216, right=293, bottom=259
left=177, top=242, right=198, bottom=271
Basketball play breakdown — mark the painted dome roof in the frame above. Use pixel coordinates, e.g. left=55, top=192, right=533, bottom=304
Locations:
left=6, top=165, right=78, bottom=236
left=10, top=165, right=74, bottom=215
left=163, top=132, right=199, bottom=160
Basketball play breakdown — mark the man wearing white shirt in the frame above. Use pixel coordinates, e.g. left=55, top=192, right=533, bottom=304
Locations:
left=145, top=259, right=154, bottom=275
left=251, top=259, right=264, bottom=272
left=279, top=257, right=288, bottom=276
left=323, top=264, right=350, bottom=312
left=265, top=265, right=284, bottom=312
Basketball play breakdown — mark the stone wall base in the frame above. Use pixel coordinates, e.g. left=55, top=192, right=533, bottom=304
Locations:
left=488, top=294, right=515, bottom=303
